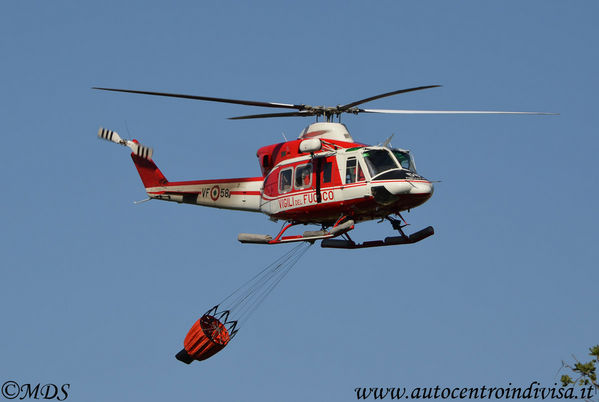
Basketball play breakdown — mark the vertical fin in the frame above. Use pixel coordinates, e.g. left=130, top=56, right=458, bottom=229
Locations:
left=131, top=153, right=168, bottom=188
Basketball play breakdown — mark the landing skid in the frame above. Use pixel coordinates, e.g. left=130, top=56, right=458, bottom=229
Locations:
left=238, top=217, right=355, bottom=245
left=320, top=226, right=434, bottom=249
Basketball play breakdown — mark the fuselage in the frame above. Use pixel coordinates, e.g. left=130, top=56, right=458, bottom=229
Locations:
left=255, top=122, right=434, bottom=225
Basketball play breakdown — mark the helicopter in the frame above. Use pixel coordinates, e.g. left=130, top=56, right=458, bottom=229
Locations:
left=95, top=85, right=553, bottom=249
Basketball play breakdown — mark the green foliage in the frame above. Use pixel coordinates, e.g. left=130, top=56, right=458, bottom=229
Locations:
left=560, top=374, right=574, bottom=387
left=561, top=345, right=599, bottom=391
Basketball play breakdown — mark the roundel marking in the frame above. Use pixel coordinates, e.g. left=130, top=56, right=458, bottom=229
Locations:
left=210, top=185, right=220, bottom=201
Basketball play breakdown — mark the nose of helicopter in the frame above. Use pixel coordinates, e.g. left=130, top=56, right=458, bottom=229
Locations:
left=382, top=179, right=434, bottom=196
left=410, top=179, right=434, bottom=196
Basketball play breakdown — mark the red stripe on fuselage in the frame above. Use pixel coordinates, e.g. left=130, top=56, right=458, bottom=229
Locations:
left=272, top=192, right=433, bottom=224
left=260, top=180, right=431, bottom=202
left=147, top=190, right=262, bottom=196
left=230, top=191, right=261, bottom=196
left=166, top=177, right=263, bottom=186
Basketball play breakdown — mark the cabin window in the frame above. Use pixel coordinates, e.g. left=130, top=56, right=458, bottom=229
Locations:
left=295, top=164, right=312, bottom=190
left=279, top=168, right=293, bottom=193
left=345, top=157, right=365, bottom=184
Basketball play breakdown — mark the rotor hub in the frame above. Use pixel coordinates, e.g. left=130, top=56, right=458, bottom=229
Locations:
left=298, top=122, right=354, bottom=142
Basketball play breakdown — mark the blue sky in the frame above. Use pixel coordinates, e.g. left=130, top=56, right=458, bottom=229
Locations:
left=1, top=1, right=597, bottom=401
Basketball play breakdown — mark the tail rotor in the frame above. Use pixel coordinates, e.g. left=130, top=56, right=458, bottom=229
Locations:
left=97, top=127, right=153, bottom=160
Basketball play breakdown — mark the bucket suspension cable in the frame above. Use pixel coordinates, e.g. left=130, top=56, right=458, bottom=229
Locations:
left=176, top=242, right=312, bottom=364
left=229, top=242, right=311, bottom=324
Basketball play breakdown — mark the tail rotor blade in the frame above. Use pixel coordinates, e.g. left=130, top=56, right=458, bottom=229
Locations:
left=98, top=127, right=124, bottom=144
left=97, top=127, right=153, bottom=160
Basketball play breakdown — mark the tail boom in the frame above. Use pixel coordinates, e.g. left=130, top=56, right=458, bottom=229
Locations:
left=99, top=127, right=263, bottom=212
left=146, top=177, right=263, bottom=212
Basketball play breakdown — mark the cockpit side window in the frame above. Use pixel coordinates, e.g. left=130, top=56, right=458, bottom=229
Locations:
left=345, top=157, right=365, bottom=184
left=345, top=157, right=357, bottom=184
left=357, top=162, right=365, bottom=181
left=279, top=168, right=293, bottom=193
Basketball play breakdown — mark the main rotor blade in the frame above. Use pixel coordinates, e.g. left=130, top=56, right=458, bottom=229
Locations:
left=92, top=87, right=301, bottom=110
left=360, top=108, right=558, bottom=115
left=339, top=85, right=441, bottom=110
left=228, top=111, right=315, bottom=120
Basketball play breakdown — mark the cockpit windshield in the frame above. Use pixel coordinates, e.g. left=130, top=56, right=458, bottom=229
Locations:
left=362, top=149, right=398, bottom=177
left=392, top=150, right=412, bottom=170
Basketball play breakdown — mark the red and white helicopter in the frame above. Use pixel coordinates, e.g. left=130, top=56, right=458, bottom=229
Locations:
left=96, top=85, right=551, bottom=248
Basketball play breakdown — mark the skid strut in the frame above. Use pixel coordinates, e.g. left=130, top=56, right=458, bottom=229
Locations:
left=238, top=216, right=354, bottom=245
left=321, top=226, right=434, bottom=249
left=321, top=214, right=433, bottom=249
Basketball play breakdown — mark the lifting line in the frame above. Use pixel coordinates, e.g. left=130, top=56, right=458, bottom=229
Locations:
left=217, top=242, right=312, bottom=327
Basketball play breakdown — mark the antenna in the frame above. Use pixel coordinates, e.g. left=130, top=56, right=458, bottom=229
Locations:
left=124, top=120, right=132, bottom=137
left=133, top=197, right=152, bottom=205
left=380, top=134, right=395, bottom=147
